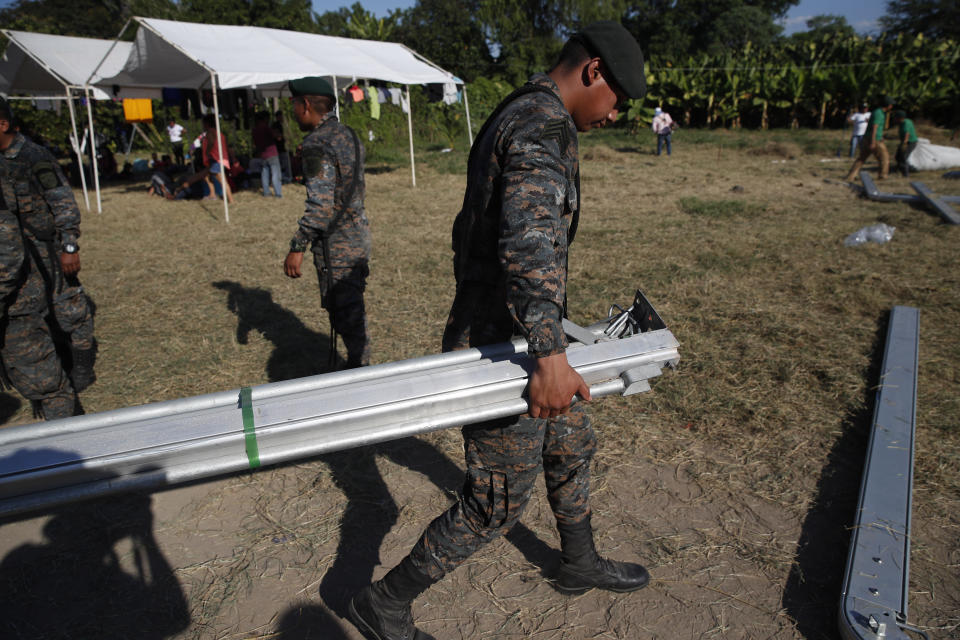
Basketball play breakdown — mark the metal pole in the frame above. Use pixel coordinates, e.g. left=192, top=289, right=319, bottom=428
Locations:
left=83, top=17, right=132, bottom=87
left=84, top=87, right=102, bottom=214
left=210, top=71, right=230, bottom=224
left=333, top=76, right=339, bottom=120
left=463, top=84, right=473, bottom=147
left=65, top=88, right=90, bottom=212
left=405, top=84, right=416, bottom=187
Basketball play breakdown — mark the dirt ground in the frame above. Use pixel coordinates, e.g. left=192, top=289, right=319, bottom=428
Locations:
left=0, top=128, right=958, bottom=640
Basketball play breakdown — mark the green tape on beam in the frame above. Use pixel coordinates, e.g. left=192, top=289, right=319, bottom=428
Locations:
left=240, top=387, right=261, bottom=469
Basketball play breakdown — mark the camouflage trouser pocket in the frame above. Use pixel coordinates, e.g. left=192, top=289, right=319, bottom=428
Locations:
left=52, top=286, right=95, bottom=349
left=465, top=468, right=509, bottom=530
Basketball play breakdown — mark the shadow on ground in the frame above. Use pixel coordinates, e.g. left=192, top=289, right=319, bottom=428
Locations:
left=0, top=468, right=189, bottom=640
left=782, top=313, right=889, bottom=638
left=212, top=281, right=559, bottom=627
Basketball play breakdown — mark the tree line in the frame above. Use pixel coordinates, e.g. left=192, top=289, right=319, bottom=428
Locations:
left=1, top=0, right=957, bottom=129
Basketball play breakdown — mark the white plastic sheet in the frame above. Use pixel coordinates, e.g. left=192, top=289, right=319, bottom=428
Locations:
left=907, top=138, right=960, bottom=172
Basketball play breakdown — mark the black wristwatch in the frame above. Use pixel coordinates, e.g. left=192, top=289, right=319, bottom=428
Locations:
left=62, top=243, right=79, bottom=254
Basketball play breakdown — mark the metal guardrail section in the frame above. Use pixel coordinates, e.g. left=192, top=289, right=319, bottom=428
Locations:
left=839, top=306, right=920, bottom=640
left=0, top=291, right=679, bottom=517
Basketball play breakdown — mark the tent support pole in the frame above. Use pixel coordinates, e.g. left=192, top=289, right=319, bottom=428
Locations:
left=210, top=71, right=230, bottom=224
left=405, top=85, right=416, bottom=188
left=332, top=76, right=339, bottom=120
left=65, top=88, right=90, bottom=212
left=462, top=84, right=473, bottom=147
left=84, top=87, right=102, bottom=214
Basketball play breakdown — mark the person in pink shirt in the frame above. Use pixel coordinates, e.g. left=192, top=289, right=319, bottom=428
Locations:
left=252, top=111, right=282, bottom=198
left=651, top=106, right=675, bottom=156
left=201, top=114, right=234, bottom=204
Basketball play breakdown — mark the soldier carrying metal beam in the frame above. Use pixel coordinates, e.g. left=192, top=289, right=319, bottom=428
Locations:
left=348, top=22, right=651, bottom=640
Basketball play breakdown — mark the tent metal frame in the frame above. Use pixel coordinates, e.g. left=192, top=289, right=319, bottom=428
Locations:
left=82, top=17, right=473, bottom=219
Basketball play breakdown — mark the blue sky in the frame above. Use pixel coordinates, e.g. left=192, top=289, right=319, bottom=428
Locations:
left=313, top=0, right=889, bottom=35
left=0, top=0, right=888, bottom=36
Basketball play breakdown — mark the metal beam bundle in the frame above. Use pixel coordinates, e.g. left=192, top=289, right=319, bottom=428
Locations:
left=0, top=291, right=679, bottom=517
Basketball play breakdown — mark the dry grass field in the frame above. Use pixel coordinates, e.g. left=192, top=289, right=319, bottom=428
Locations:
left=0, top=126, right=958, bottom=640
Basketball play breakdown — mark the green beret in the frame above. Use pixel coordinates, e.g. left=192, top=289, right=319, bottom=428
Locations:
left=288, top=77, right=336, bottom=100
left=572, top=21, right=646, bottom=100
left=892, top=109, right=907, bottom=120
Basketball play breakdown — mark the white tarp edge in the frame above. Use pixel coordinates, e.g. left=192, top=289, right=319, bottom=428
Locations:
left=908, top=138, right=960, bottom=172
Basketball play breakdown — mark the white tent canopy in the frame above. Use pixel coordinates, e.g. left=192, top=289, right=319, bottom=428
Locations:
left=0, top=30, right=131, bottom=99
left=93, top=17, right=473, bottom=219
left=101, top=18, right=462, bottom=93
left=1, top=31, right=133, bottom=213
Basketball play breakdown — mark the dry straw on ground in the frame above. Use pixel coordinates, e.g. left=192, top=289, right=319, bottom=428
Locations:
left=0, top=127, right=957, bottom=639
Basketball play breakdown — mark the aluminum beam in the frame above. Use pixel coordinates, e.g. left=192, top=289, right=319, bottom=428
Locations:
left=859, top=171, right=960, bottom=206
left=0, top=292, right=678, bottom=517
left=839, top=306, right=920, bottom=640
left=911, top=181, right=960, bottom=224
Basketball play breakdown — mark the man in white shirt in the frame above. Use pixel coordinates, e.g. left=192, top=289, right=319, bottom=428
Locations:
left=167, top=118, right=186, bottom=167
left=651, top=106, right=674, bottom=156
left=847, top=104, right=870, bottom=158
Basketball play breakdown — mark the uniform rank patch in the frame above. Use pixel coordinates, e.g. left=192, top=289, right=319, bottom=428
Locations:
left=34, top=163, right=61, bottom=190
left=540, top=118, right=569, bottom=150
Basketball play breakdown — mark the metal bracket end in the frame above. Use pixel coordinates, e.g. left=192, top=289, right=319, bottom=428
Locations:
left=620, top=365, right=662, bottom=395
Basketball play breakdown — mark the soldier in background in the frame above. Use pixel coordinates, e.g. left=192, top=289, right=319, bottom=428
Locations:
left=0, top=97, right=95, bottom=420
left=348, top=22, right=649, bottom=640
left=282, top=77, right=372, bottom=370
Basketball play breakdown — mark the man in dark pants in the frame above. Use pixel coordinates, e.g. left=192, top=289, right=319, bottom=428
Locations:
left=892, top=110, right=918, bottom=177
left=283, top=77, right=372, bottom=369
left=0, top=98, right=94, bottom=419
left=348, top=22, right=648, bottom=640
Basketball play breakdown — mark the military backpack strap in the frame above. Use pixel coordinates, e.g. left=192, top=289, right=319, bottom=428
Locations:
left=457, top=84, right=580, bottom=283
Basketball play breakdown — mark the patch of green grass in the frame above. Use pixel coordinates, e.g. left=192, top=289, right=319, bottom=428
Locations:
left=678, top=196, right=765, bottom=218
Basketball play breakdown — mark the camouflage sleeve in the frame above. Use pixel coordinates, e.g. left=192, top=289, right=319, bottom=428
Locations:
left=291, top=141, right=337, bottom=249
left=0, top=206, right=25, bottom=316
left=499, top=113, right=570, bottom=358
left=34, top=150, right=81, bottom=248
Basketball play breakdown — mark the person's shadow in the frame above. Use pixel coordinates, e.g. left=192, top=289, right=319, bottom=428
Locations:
left=0, top=461, right=190, bottom=640
left=782, top=315, right=890, bottom=637
left=213, top=281, right=557, bottom=624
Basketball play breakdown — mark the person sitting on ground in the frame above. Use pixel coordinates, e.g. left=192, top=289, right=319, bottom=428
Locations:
left=892, top=110, right=918, bottom=178
left=147, top=169, right=177, bottom=199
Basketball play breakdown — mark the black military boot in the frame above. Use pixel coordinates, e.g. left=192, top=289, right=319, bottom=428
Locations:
left=69, top=344, right=97, bottom=392
left=555, top=516, right=650, bottom=594
left=348, top=556, right=437, bottom=640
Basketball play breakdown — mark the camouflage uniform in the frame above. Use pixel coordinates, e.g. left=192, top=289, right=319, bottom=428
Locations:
left=408, top=73, right=597, bottom=580
left=291, top=112, right=371, bottom=368
left=0, top=133, right=92, bottom=419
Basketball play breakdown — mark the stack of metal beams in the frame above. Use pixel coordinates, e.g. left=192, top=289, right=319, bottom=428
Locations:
left=0, top=290, right=679, bottom=517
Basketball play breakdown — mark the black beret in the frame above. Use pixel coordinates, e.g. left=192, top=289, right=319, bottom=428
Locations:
left=573, top=21, right=646, bottom=99
left=288, top=77, right=336, bottom=99
left=0, top=96, right=11, bottom=120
